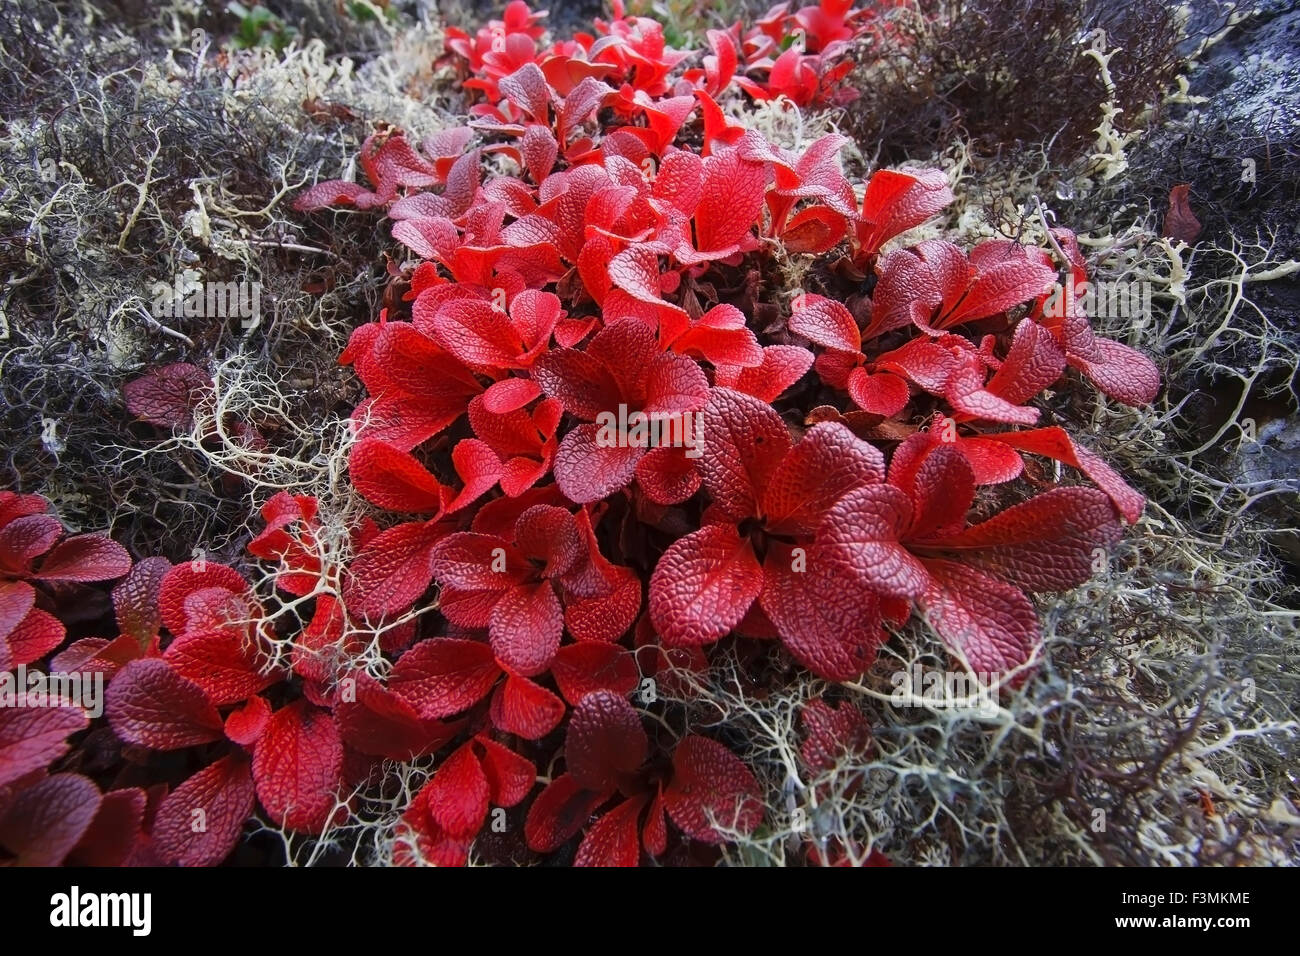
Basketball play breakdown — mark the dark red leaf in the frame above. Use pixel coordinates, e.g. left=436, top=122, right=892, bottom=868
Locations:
left=0, top=773, right=101, bottom=866
left=423, top=743, right=489, bottom=836
left=0, top=701, right=88, bottom=787
left=123, top=363, right=212, bottom=428
left=106, top=658, right=224, bottom=750
left=152, top=753, right=256, bottom=867
left=67, top=787, right=146, bottom=867
left=33, top=534, right=131, bottom=582
left=550, top=643, right=639, bottom=705
left=663, top=736, right=763, bottom=843
left=566, top=690, right=647, bottom=792
left=1162, top=184, right=1202, bottom=242
left=524, top=773, right=606, bottom=853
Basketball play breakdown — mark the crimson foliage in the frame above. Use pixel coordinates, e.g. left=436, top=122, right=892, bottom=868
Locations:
left=3, top=0, right=1158, bottom=867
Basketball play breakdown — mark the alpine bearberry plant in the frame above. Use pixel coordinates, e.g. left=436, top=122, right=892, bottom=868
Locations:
left=1, top=0, right=1161, bottom=867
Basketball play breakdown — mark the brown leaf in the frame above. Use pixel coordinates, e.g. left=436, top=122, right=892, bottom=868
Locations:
left=1162, top=184, right=1202, bottom=242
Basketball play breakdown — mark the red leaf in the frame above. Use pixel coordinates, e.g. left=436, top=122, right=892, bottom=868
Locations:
left=0, top=491, right=49, bottom=528
left=482, top=376, right=543, bottom=413
left=476, top=736, right=535, bottom=807
left=152, top=753, right=256, bottom=866
left=0, top=514, right=61, bottom=575
left=429, top=298, right=526, bottom=370
left=291, top=594, right=346, bottom=683
left=112, top=557, right=169, bottom=647
left=515, top=504, right=582, bottom=575
left=252, top=701, right=344, bottom=833
left=5, top=607, right=65, bottom=666
left=390, top=638, right=500, bottom=719
left=761, top=546, right=884, bottom=681
left=394, top=786, right=474, bottom=867
left=224, top=694, right=272, bottom=746
left=32, top=533, right=131, bottom=582
left=564, top=565, right=643, bottom=643
left=106, top=658, right=224, bottom=750
left=566, top=690, right=647, bottom=792
left=988, top=427, right=1145, bottom=523
left=424, top=743, right=490, bottom=836
left=762, top=422, right=885, bottom=535
left=48, top=635, right=137, bottom=681
left=875, top=336, right=955, bottom=392
left=500, top=63, right=553, bottom=122
left=691, top=148, right=767, bottom=255
left=788, top=294, right=859, bottom=352
left=945, top=240, right=1057, bottom=326
left=534, top=348, right=622, bottom=421
left=846, top=368, right=910, bottom=416
left=349, top=439, right=447, bottom=513
left=551, top=642, right=639, bottom=705
left=817, top=485, right=930, bottom=600
left=343, top=520, right=446, bottom=618
left=663, top=736, right=763, bottom=843
left=906, top=443, right=975, bottom=539
left=293, top=179, right=380, bottom=211
left=519, top=123, right=558, bottom=182
left=800, top=699, right=872, bottom=776
left=490, top=581, right=562, bottom=677
left=123, top=362, right=211, bottom=428
left=857, top=167, right=953, bottom=256
left=699, top=388, right=792, bottom=520
left=643, top=787, right=669, bottom=857
left=336, top=671, right=459, bottom=760
left=0, top=773, right=101, bottom=866
left=0, top=580, right=34, bottom=640
left=176, top=585, right=252, bottom=634
left=634, top=445, right=701, bottom=506
left=430, top=532, right=525, bottom=595
left=923, top=487, right=1122, bottom=591
left=0, top=701, right=88, bottom=787
left=643, top=352, right=711, bottom=415
left=447, top=438, right=505, bottom=513
left=67, top=787, right=146, bottom=867
left=984, top=319, right=1066, bottom=406
left=575, top=795, right=646, bottom=867
left=944, top=360, right=1040, bottom=426
left=164, top=622, right=281, bottom=707
left=524, top=773, right=606, bottom=852
left=490, top=674, right=566, bottom=739
left=783, top=205, right=848, bottom=253
left=1067, top=337, right=1160, bottom=407
left=553, top=422, right=644, bottom=503
left=919, top=558, right=1040, bottom=680
left=715, top=345, right=813, bottom=402
left=649, top=524, right=764, bottom=647
left=158, top=561, right=249, bottom=637
left=956, top=437, right=1025, bottom=484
